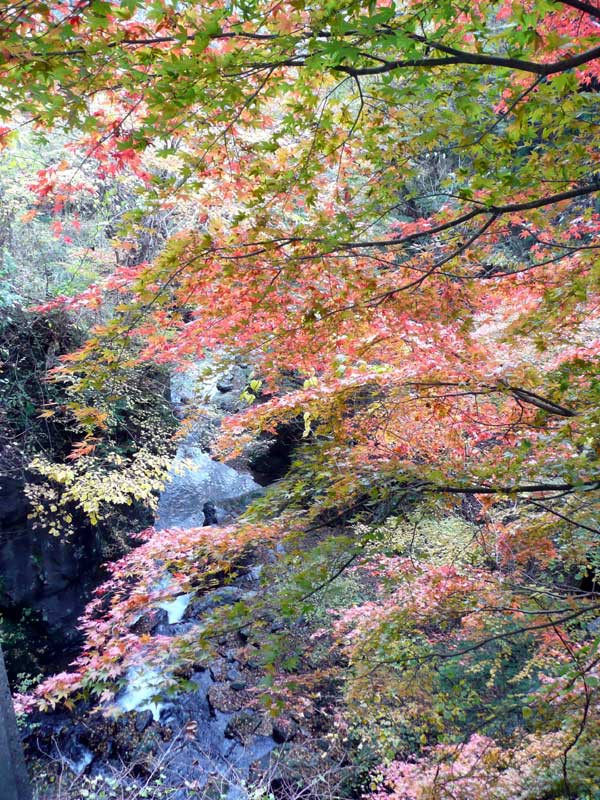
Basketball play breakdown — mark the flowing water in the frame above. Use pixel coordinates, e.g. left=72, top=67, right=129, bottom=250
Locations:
left=113, top=363, right=273, bottom=799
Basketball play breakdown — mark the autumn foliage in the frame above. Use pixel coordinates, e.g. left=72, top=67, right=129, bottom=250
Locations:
left=3, top=0, right=600, bottom=796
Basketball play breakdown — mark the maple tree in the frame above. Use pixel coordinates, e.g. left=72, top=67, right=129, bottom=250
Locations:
left=3, top=0, right=600, bottom=796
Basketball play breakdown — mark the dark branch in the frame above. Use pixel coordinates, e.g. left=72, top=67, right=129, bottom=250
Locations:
left=425, top=480, right=600, bottom=496
left=507, top=386, right=578, bottom=417
left=30, top=21, right=600, bottom=82
left=334, top=182, right=600, bottom=251
left=557, top=0, right=600, bottom=20
left=529, top=500, right=600, bottom=535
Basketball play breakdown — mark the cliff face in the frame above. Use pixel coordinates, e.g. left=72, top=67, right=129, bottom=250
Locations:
left=0, top=475, right=106, bottom=675
left=0, top=306, right=177, bottom=680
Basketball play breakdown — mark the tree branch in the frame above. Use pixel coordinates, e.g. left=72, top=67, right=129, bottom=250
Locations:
left=424, top=480, right=600, bottom=496
left=335, top=32, right=600, bottom=77
left=557, top=0, right=600, bottom=20
left=507, top=386, right=578, bottom=417
left=31, top=21, right=600, bottom=82
left=334, top=181, right=600, bottom=251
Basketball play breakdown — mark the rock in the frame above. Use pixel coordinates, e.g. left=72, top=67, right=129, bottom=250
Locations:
left=154, top=620, right=194, bottom=638
left=230, top=679, right=247, bottom=691
left=0, top=474, right=107, bottom=672
left=244, top=421, right=302, bottom=485
left=135, top=710, right=154, bottom=734
left=160, top=671, right=212, bottom=727
left=207, top=683, right=249, bottom=714
left=250, top=565, right=263, bottom=582
left=224, top=711, right=273, bottom=744
left=154, top=447, right=260, bottom=532
left=216, top=379, right=234, bottom=393
left=272, top=718, right=299, bottom=743
left=202, top=501, right=219, bottom=526
left=184, top=586, right=243, bottom=620
left=37, top=720, right=97, bottom=776
left=209, top=658, right=229, bottom=682
left=130, top=608, right=169, bottom=634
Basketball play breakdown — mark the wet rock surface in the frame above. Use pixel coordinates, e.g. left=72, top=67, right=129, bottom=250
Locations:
left=184, top=586, right=243, bottom=620
left=131, top=607, right=169, bottom=634
left=0, top=476, right=105, bottom=670
left=155, top=446, right=261, bottom=531
left=28, top=651, right=283, bottom=798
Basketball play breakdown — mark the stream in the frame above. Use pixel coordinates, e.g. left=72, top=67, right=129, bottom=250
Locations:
left=108, top=362, right=276, bottom=799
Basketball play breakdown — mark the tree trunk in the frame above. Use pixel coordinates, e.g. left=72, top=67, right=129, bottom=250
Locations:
left=0, top=645, right=32, bottom=800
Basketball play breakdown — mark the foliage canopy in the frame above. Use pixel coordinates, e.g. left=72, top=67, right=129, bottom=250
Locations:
left=4, top=1, right=600, bottom=797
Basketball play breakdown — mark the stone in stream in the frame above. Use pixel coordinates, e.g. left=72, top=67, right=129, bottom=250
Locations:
left=184, top=586, right=243, bottom=620
left=130, top=607, right=169, bottom=634
left=134, top=709, right=154, bottom=734
left=155, top=447, right=261, bottom=531
left=216, top=377, right=235, bottom=393
left=58, top=735, right=94, bottom=776
left=203, top=501, right=219, bottom=526
left=156, top=671, right=275, bottom=799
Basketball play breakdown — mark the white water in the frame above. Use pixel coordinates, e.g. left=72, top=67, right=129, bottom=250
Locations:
left=157, top=592, right=194, bottom=624
left=117, top=666, right=165, bottom=721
